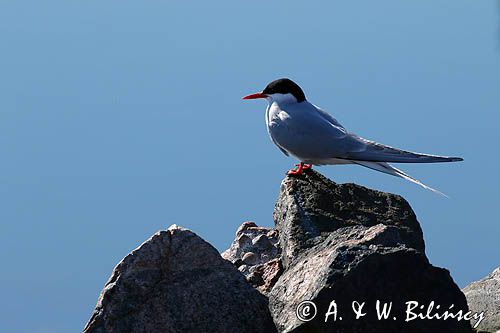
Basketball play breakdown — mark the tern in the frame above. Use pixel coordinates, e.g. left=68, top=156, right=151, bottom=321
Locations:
left=242, top=78, right=463, bottom=195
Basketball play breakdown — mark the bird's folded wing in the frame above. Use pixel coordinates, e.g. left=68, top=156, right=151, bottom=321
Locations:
left=269, top=108, right=355, bottom=158
left=314, top=105, right=346, bottom=129
left=269, top=104, right=462, bottom=163
left=344, top=135, right=463, bottom=163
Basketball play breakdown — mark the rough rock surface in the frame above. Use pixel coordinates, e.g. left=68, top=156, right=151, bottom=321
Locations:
left=84, top=225, right=276, bottom=333
left=268, top=170, right=472, bottom=333
left=274, top=170, right=425, bottom=269
left=86, top=169, right=479, bottom=333
left=222, top=221, right=282, bottom=294
left=463, top=267, right=500, bottom=333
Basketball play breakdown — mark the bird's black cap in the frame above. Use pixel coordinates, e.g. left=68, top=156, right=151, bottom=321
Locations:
left=262, top=78, right=306, bottom=102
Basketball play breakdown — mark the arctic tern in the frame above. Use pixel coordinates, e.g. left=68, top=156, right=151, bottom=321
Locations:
left=242, top=78, right=463, bottom=195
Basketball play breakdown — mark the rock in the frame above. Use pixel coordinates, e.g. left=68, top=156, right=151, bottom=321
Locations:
left=86, top=169, right=480, bottom=333
left=222, top=221, right=281, bottom=293
left=269, top=224, right=471, bottom=333
left=223, top=221, right=280, bottom=264
left=274, top=170, right=424, bottom=268
left=253, top=234, right=273, bottom=250
left=84, top=225, right=276, bottom=333
left=242, top=252, right=258, bottom=265
left=463, top=267, right=500, bottom=332
left=268, top=170, right=472, bottom=333
left=247, top=258, right=284, bottom=295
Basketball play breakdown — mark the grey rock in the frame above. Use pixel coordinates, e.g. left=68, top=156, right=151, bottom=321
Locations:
left=463, top=267, right=500, bottom=332
left=247, top=258, right=284, bottom=295
left=274, top=170, right=424, bottom=269
left=242, top=252, right=258, bottom=265
left=84, top=225, right=276, bottom=333
left=237, top=234, right=252, bottom=249
left=269, top=170, right=472, bottom=333
left=85, top=168, right=479, bottom=333
left=222, top=221, right=281, bottom=293
left=253, top=234, right=273, bottom=250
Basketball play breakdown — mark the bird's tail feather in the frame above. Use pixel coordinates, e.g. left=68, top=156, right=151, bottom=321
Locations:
left=352, top=160, right=448, bottom=197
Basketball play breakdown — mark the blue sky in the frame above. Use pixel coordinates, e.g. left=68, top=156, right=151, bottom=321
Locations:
left=1, top=1, right=499, bottom=332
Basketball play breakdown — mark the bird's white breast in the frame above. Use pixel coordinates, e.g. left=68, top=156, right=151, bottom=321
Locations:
left=266, top=101, right=280, bottom=126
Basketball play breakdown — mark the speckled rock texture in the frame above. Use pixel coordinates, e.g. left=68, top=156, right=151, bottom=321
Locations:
left=84, top=225, right=276, bottom=333
left=86, top=169, right=479, bottom=333
left=268, top=170, right=472, bottom=333
left=463, top=267, right=500, bottom=333
left=274, top=170, right=425, bottom=269
left=222, top=221, right=282, bottom=294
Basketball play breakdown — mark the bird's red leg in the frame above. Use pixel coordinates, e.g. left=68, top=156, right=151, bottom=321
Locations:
left=287, top=164, right=303, bottom=175
left=287, top=162, right=312, bottom=175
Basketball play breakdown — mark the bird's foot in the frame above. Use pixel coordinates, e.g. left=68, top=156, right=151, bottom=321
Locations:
left=287, top=163, right=312, bottom=175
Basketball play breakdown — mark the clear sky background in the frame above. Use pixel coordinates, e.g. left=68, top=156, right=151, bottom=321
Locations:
left=1, top=1, right=499, bottom=332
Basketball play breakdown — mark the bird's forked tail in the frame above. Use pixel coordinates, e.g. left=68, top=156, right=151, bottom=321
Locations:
left=352, top=161, right=448, bottom=197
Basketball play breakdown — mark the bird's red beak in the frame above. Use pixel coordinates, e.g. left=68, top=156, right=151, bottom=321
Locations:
left=242, top=92, right=268, bottom=100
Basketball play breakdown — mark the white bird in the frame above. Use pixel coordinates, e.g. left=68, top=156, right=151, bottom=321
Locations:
left=242, top=78, right=463, bottom=195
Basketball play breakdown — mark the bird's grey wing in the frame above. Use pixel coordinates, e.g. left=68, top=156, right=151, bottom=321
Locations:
left=269, top=103, right=462, bottom=163
left=272, top=136, right=289, bottom=156
left=269, top=105, right=364, bottom=160
left=344, top=135, right=463, bottom=163
left=313, top=105, right=346, bottom=129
